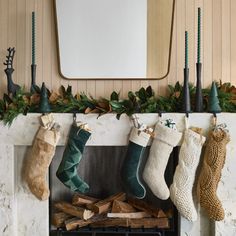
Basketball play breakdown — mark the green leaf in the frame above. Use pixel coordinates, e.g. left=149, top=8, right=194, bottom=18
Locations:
left=110, top=91, right=119, bottom=101
left=60, top=85, right=66, bottom=97
left=136, top=87, right=146, bottom=102
left=66, top=85, right=72, bottom=95
left=146, top=86, right=153, bottom=97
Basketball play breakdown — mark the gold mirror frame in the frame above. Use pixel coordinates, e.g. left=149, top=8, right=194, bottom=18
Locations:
left=54, top=0, right=175, bottom=80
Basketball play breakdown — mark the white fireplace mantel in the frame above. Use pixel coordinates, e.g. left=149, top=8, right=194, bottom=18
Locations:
left=0, top=113, right=236, bottom=236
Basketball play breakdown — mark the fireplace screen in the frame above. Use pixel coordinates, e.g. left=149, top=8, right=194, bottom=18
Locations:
left=49, top=146, right=179, bottom=236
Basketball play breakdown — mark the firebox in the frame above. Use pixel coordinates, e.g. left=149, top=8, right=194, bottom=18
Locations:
left=49, top=146, right=180, bottom=236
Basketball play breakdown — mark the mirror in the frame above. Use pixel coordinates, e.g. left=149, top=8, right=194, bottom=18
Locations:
left=54, top=0, right=175, bottom=79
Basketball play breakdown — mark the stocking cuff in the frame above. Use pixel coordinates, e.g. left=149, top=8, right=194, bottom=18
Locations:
left=129, top=127, right=151, bottom=147
left=186, top=129, right=206, bottom=146
left=37, top=126, right=60, bottom=147
left=154, top=122, right=182, bottom=147
left=69, top=125, right=91, bottom=145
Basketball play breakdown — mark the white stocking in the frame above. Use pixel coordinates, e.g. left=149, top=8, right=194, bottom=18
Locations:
left=170, top=128, right=206, bottom=221
left=143, top=121, right=182, bottom=200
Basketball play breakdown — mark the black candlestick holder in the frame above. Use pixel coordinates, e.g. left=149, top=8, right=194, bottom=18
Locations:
left=195, top=63, right=203, bottom=112
left=31, top=64, right=37, bottom=93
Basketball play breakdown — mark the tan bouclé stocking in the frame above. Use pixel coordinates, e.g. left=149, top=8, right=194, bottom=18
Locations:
left=24, top=125, right=60, bottom=200
left=197, top=129, right=230, bottom=221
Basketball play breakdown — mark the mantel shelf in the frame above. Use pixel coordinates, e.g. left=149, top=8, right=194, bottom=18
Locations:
left=1, top=113, right=236, bottom=146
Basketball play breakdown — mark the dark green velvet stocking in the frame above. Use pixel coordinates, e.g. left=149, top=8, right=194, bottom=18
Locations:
left=56, top=124, right=91, bottom=193
left=121, top=128, right=151, bottom=199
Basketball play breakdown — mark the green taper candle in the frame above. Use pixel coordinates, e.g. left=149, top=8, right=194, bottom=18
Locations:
left=32, top=12, right=35, bottom=65
left=185, top=31, right=188, bottom=68
left=197, top=8, right=201, bottom=63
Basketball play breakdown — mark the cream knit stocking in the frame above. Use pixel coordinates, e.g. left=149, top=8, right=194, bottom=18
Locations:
left=170, top=128, right=206, bottom=221
left=143, top=121, right=182, bottom=200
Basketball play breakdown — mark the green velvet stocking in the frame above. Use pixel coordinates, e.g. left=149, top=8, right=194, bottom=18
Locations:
left=56, top=124, right=91, bottom=193
left=121, top=128, right=151, bottom=199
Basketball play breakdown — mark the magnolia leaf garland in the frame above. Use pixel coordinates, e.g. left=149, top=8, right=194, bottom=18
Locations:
left=1, top=81, right=236, bottom=126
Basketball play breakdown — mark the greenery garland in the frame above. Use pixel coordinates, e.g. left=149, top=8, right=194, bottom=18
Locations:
left=1, top=81, right=236, bottom=126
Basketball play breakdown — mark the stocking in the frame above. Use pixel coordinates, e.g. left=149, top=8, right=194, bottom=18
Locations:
left=197, top=127, right=230, bottom=221
left=121, top=127, right=152, bottom=199
left=170, top=127, right=206, bottom=221
left=56, top=124, right=91, bottom=193
left=143, top=121, right=182, bottom=200
left=24, top=116, right=60, bottom=201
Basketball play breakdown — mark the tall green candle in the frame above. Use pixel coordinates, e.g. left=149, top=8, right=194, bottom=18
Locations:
left=185, top=31, right=188, bottom=68
left=197, top=8, right=201, bottom=63
left=32, top=11, right=35, bottom=65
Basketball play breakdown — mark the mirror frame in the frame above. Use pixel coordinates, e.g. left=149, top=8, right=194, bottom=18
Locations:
left=54, top=0, right=176, bottom=80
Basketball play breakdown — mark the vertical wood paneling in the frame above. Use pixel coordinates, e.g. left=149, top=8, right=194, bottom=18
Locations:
left=95, top=81, right=105, bottom=98
left=0, top=0, right=8, bottom=86
left=16, top=0, right=26, bottom=86
left=222, top=0, right=231, bottom=83
left=42, top=0, right=52, bottom=88
left=231, top=0, right=236, bottom=83
left=0, top=0, right=236, bottom=97
left=203, top=0, right=213, bottom=88
left=186, top=0, right=195, bottom=84
left=113, top=80, right=123, bottom=97
left=122, top=80, right=132, bottom=98
left=166, top=0, right=177, bottom=88
left=131, top=80, right=141, bottom=94
left=86, top=80, right=96, bottom=97
left=176, top=0, right=185, bottom=83
left=104, top=80, right=114, bottom=98
left=51, top=0, right=61, bottom=93
left=212, top=0, right=222, bottom=82
left=147, top=0, right=173, bottom=79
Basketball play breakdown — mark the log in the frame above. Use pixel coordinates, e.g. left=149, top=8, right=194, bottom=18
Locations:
left=52, top=212, right=72, bottom=228
left=107, top=212, right=151, bottom=219
left=90, top=218, right=169, bottom=229
left=85, top=203, right=94, bottom=210
left=65, top=215, right=107, bottom=231
left=91, top=192, right=126, bottom=214
left=127, top=198, right=166, bottom=218
left=54, top=202, right=94, bottom=220
left=72, top=193, right=99, bottom=206
left=112, top=200, right=136, bottom=213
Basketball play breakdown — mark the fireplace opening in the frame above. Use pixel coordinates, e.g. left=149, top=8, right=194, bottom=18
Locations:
left=49, top=146, right=180, bottom=236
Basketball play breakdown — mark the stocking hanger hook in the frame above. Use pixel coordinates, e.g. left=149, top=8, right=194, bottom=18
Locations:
left=73, top=112, right=76, bottom=123
left=213, top=113, right=217, bottom=126
left=131, top=114, right=141, bottom=129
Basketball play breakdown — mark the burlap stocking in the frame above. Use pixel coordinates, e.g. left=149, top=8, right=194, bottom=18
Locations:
left=170, top=128, right=206, bottom=221
left=121, top=127, right=151, bottom=199
left=25, top=125, right=60, bottom=200
left=56, top=124, right=91, bottom=193
left=197, top=128, right=230, bottom=221
left=143, top=121, right=182, bottom=200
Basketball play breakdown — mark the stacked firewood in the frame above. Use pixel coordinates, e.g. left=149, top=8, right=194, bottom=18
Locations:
left=52, top=192, right=171, bottom=231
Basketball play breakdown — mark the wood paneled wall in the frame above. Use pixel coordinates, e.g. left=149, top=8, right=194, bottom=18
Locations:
left=0, top=0, right=235, bottom=98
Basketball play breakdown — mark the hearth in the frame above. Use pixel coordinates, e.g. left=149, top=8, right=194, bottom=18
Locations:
left=49, top=146, right=180, bottom=236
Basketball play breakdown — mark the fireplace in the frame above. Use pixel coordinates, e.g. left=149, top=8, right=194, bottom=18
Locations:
left=0, top=113, right=235, bottom=236
left=49, top=146, right=180, bottom=236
